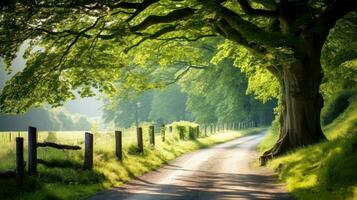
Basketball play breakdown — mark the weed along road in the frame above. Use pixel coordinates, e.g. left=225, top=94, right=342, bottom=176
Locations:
left=90, top=132, right=290, bottom=200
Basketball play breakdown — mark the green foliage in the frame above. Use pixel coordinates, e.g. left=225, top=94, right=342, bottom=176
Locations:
left=212, top=40, right=280, bottom=102
left=103, top=85, right=192, bottom=128
left=321, top=12, right=357, bottom=98
left=127, top=144, right=143, bottom=155
left=149, top=84, right=191, bottom=123
left=169, top=121, right=198, bottom=140
left=0, top=1, right=354, bottom=129
left=176, top=125, right=186, bottom=140
left=103, top=91, right=154, bottom=128
left=181, top=58, right=276, bottom=125
left=322, top=91, right=354, bottom=125
left=258, top=118, right=279, bottom=153
left=188, top=126, right=196, bottom=140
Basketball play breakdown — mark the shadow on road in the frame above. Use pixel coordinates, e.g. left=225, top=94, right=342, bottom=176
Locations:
left=93, top=164, right=291, bottom=200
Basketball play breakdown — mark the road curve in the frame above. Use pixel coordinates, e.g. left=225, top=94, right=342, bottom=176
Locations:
left=89, top=132, right=291, bottom=200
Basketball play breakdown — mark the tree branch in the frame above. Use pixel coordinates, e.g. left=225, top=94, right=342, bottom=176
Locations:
left=56, top=16, right=104, bottom=68
left=123, top=0, right=160, bottom=22
left=131, top=8, right=196, bottom=32
left=217, top=6, right=294, bottom=48
left=167, top=63, right=209, bottom=85
left=32, top=27, right=92, bottom=38
left=156, top=34, right=217, bottom=42
left=216, top=18, right=266, bottom=54
left=111, top=0, right=159, bottom=9
left=311, top=0, right=357, bottom=34
left=236, top=0, right=278, bottom=17
left=28, top=0, right=157, bottom=10
left=250, top=0, right=278, bottom=10
left=37, top=142, right=81, bottom=150
left=125, top=25, right=178, bottom=53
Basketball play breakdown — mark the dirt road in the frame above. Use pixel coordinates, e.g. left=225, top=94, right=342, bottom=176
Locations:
left=89, top=132, right=291, bottom=200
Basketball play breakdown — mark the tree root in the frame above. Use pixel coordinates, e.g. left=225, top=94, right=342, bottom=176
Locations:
left=259, top=130, right=289, bottom=166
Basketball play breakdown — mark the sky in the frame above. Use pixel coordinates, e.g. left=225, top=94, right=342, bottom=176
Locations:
left=0, top=44, right=103, bottom=118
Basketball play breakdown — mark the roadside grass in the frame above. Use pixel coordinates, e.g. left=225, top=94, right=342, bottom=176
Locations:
left=0, top=123, right=263, bottom=200
left=258, top=120, right=279, bottom=153
left=259, top=98, right=357, bottom=200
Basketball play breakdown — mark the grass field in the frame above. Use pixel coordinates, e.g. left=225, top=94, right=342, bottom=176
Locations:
left=259, top=97, right=357, bottom=200
left=0, top=121, right=263, bottom=200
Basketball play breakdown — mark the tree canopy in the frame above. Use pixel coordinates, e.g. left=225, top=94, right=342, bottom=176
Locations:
left=1, top=0, right=356, bottom=157
left=1, top=0, right=354, bottom=113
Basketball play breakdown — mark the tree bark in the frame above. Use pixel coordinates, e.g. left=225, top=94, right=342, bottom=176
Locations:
left=261, top=35, right=327, bottom=165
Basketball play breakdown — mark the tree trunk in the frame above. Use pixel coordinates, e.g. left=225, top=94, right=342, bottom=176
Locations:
left=261, top=38, right=327, bottom=165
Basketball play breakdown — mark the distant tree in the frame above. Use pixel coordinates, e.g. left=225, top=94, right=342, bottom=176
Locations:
left=149, top=84, right=190, bottom=124
left=55, top=111, right=75, bottom=130
left=74, top=116, right=91, bottom=131
left=0, top=108, right=55, bottom=131
left=103, top=91, right=153, bottom=128
left=181, top=58, right=275, bottom=126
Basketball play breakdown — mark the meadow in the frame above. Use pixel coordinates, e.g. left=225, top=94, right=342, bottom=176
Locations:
left=0, top=121, right=263, bottom=200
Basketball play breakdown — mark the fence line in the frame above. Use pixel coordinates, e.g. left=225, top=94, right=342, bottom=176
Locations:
left=0, top=120, right=257, bottom=185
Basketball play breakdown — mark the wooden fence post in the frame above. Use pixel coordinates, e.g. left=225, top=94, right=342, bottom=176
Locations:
left=137, top=127, right=144, bottom=153
left=115, top=131, right=122, bottom=161
left=161, top=125, right=165, bottom=142
left=149, top=126, right=155, bottom=146
left=189, top=126, right=195, bottom=140
left=196, top=126, right=200, bottom=138
left=16, top=137, right=24, bottom=185
left=28, top=126, right=37, bottom=176
left=84, top=132, right=93, bottom=170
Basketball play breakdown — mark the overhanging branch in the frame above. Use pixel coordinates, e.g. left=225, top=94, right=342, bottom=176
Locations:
left=125, top=25, right=178, bottom=53
left=217, top=6, right=294, bottom=48
left=167, top=63, right=209, bottom=85
left=310, top=0, right=357, bottom=36
left=156, top=34, right=217, bottom=42
left=236, top=0, right=279, bottom=17
left=111, top=0, right=157, bottom=9
left=131, top=8, right=196, bottom=32
left=216, top=18, right=266, bottom=54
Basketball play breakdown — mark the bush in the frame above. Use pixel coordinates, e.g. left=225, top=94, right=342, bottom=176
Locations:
left=322, top=91, right=353, bottom=125
left=169, top=121, right=199, bottom=140
left=188, top=126, right=196, bottom=140
left=127, top=144, right=142, bottom=155
left=176, top=125, right=186, bottom=140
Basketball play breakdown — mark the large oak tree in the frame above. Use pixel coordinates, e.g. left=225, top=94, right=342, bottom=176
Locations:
left=0, top=0, right=356, bottom=161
